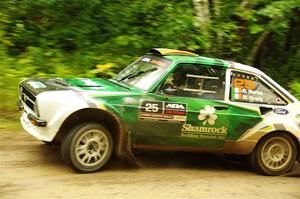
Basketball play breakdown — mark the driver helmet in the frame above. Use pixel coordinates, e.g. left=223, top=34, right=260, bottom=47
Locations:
left=172, top=66, right=199, bottom=87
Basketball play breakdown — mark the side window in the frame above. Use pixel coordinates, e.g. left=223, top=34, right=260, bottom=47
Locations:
left=159, top=64, right=226, bottom=100
left=230, top=71, right=286, bottom=105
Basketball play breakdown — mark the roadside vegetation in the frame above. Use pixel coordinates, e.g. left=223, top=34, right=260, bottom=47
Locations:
left=1, top=0, right=299, bottom=129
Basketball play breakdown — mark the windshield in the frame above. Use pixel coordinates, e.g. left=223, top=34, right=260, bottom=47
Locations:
left=114, top=55, right=172, bottom=91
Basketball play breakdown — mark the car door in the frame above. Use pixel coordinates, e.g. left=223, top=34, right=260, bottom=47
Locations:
left=134, top=63, right=261, bottom=149
left=134, top=63, right=232, bottom=148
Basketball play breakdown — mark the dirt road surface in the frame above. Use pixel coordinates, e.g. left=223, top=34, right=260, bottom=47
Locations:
left=0, top=130, right=299, bottom=199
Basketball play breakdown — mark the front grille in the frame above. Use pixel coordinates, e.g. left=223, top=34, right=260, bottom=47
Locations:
left=20, top=86, right=36, bottom=111
left=21, top=86, right=36, bottom=102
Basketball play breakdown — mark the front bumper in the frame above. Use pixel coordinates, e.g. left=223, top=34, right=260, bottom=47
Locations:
left=20, top=111, right=54, bottom=142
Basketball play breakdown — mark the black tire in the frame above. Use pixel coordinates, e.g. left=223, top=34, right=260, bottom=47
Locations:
left=249, top=132, right=297, bottom=176
left=61, top=123, right=113, bottom=173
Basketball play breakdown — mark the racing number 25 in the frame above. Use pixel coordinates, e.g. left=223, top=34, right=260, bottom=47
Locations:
left=141, top=101, right=163, bottom=114
left=145, top=103, right=159, bottom=112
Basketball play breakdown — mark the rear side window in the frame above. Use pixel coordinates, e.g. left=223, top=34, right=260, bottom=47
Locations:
left=159, top=63, right=226, bottom=100
left=230, top=71, right=286, bottom=105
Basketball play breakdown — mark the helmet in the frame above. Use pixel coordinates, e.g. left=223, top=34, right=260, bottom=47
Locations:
left=172, top=66, right=200, bottom=87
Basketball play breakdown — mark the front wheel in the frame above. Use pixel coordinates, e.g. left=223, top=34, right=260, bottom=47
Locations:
left=61, top=123, right=113, bottom=173
left=249, top=133, right=297, bottom=176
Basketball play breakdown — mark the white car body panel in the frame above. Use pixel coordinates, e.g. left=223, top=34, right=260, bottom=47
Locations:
left=21, top=90, right=92, bottom=141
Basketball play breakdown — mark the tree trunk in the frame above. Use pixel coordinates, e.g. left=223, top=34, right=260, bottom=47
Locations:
left=192, top=0, right=211, bottom=53
left=209, top=0, right=221, bottom=55
left=246, top=31, right=271, bottom=66
left=192, top=0, right=210, bottom=27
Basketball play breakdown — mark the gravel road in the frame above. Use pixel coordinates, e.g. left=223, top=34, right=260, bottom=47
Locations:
left=0, top=130, right=299, bottom=199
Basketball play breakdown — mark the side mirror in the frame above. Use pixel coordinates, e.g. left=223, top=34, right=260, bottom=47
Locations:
left=164, top=88, right=177, bottom=95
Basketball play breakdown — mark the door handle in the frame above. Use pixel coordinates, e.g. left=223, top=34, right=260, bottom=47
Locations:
left=213, top=105, right=229, bottom=110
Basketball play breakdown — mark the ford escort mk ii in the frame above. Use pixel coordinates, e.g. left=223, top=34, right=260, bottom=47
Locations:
left=19, top=48, right=300, bottom=175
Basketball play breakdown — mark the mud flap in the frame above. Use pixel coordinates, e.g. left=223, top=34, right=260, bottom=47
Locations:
left=122, top=132, right=143, bottom=167
left=116, top=129, right=143, bottom=167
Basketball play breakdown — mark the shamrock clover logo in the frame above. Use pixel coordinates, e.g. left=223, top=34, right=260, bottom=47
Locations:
left=197, top=105, right=217, bottom=125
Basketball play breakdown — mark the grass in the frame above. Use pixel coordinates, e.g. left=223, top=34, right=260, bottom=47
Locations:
left=0, top=110, right=22, bottom=131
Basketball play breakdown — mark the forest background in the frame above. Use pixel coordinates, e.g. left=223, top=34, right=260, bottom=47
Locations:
left=1, top=0, right=299, bottom=128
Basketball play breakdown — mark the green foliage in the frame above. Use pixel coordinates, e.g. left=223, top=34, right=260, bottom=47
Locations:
left=289, top=80, right=300, bottom=99
left=0, top=0, right=299, bottom=122
left=266, top=49, right=300, bottom=89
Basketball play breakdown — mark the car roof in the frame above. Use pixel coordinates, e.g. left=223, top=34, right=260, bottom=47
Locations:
left=149, top=48, right=226, bottom=67
left=163, top=55, right=228, bottom=67
left=148, top=48, right=264, bottom=74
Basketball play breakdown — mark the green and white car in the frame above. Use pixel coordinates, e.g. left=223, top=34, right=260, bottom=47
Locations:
left=19, top=48, right=300, bottom=175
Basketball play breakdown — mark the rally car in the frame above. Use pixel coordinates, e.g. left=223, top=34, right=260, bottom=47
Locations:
left=19, top=48, right=300, bottom=175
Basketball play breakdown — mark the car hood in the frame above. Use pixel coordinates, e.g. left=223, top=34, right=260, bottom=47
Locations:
left=20, top=78, right=139, bottom=97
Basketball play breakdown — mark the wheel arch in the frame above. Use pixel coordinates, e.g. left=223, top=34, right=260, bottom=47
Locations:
left=256, top=130, right=298, bottom=147
left=223, top=130, right=299, bottom=156
left=55, top=108, right=128, bottom=157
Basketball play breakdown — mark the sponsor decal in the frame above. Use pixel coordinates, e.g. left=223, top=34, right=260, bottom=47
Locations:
left=243, top=93, right=263, bottom=103
left=141, top=57, right=167, bottom=67
left=80, top=78, right=101, bottom=87
left=233, top=78, right=255, bottom=90
left=139, top=100, right=187, bottom=122
left=231, top=73, right=265, bottom=103
left=27, top=81, right=46, bottom=89
left=142, top=57, right=167, bottom=66
left=273, top=108, right=289, bottom=115
left=181, top=105, right=227, bottom=139
left=150, top=59, right=166, bottom=67
left=165, top=102, right=186, bottom=116
left=142, top=57, right=151, bottom=62
left=182, top=123, right=227, bottom=134
left=197, top=105, right=217, bottom=125
left=123, top=97, right=136, bottom=104
left=181, top=124, right=227, bottom=139
left=275, top=97, right=283, bottom=104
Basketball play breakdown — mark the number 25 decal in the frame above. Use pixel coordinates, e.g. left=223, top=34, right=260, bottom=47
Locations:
left=145, top=103, right=159, bottom=112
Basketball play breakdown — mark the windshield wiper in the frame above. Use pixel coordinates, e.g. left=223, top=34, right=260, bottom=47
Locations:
left=118, top=67, right=157, bottom=82
left=77, top=85, right=101, bottom=87
left=106, top=79, right=130, bottom=90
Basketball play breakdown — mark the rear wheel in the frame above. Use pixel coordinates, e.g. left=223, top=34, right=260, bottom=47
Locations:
left=249, top=132, right=297, bottom=176
left=61, top=123, right=113, bottom=173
